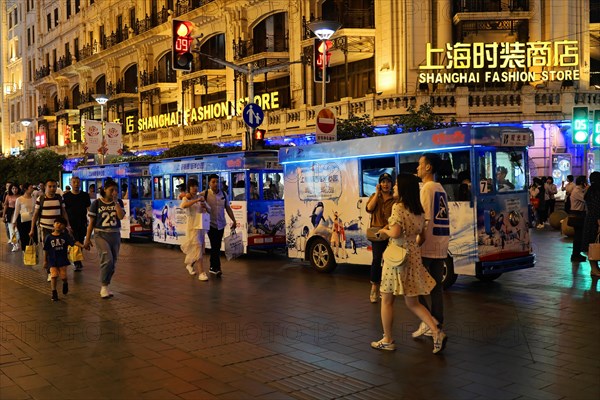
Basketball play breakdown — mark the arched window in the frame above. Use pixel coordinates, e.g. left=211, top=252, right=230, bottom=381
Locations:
left=72, top=84, right=81, bottom=107
left=253, top=12, right=288, bottom=54
left=195, top=34, right=225, bottom=71
left=95, top=74, right=106, bottom=94
left=123, top=64, right=138, bottom=93
left=157, top=53, right=176, bottom=82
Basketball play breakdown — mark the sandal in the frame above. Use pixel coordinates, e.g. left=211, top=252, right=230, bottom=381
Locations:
left=432, top=330, right=447, bottom=354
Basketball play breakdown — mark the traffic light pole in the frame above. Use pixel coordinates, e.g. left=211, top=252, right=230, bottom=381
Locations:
left=193, top=45, right=300, bottom=150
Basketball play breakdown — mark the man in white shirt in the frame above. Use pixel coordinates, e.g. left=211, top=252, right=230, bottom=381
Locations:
left=413, top=153, right=450, bottom=338
left=205, top=174, right=237, bottom=277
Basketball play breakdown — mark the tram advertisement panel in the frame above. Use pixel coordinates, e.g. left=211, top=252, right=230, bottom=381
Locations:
left=129, top=199, right=153, bottom=235
left=284, top=159, right=374, bottom=266
left=477, top=193, right=531, bottom=262
left=153, top=199, right=186, bottom=245
left=247, top=201, right=285, bottom=247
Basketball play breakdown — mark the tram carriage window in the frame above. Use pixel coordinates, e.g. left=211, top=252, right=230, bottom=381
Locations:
left=164, top=175, right=172, bottom=199
left=249, top=173, right=260, bottom=200
left=361, top=156, right=395, bottom=197
left=232, top=172, right=246, bottom=201
left=153, top=177, right=163, bottom=199
left=141, top=177, right=151, bottom=198
left=479, top=151, right=494, bottom=194
left=496, top=151, right=525, bottom=192
left=218, top=172, right=230, bottom=197
left=120, top=178, right=128, bottom=199
left=263, top=172, right=282, bottom=199
left=130, top=178, right=140, bottom=199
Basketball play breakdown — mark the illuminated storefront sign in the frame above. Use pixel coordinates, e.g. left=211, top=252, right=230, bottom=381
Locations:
left=418, top=40, right=580, bottom=84
left=136, top=91, right=280, bottom=132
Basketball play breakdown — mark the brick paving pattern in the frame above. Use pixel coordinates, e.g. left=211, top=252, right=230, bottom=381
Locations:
left=1, top=229, right=599, bottom=399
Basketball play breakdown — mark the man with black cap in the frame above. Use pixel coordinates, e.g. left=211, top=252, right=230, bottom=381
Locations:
left=365, top=172, right=395, bottom=303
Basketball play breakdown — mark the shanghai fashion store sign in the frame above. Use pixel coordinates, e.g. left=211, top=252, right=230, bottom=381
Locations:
left=418, top=40, right=580, bottom=84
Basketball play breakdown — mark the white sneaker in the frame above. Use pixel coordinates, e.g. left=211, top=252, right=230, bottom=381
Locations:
left=100, top=286, right=110, bottom=299
left=412, top=322, right=433, bottom=338
left=47, top=273, right=52, bottom=282
left=198, top=272, right=209, bottom=281
left=186, top=264, right=196, bottom=275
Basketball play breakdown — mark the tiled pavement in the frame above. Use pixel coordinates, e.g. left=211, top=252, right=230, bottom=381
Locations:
left=1, top=228, right=599, bottom=400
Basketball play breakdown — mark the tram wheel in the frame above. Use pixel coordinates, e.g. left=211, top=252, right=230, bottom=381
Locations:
left=308, top=238, right=337, bottom=273
left=442, top=256, right=458, bottom=289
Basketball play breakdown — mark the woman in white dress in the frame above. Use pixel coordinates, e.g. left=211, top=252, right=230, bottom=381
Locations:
left=371, top=173, right=447, bottom=354
left=180, top=179, right=211, bottom=281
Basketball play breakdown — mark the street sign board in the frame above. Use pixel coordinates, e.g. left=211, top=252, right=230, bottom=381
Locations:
left=316, top=108, right=337, bottom=142
left=243, top=103, right=264, bottom=129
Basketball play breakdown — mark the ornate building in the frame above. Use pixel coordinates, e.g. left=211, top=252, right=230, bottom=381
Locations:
left=1, top=0, right=599, bottom=175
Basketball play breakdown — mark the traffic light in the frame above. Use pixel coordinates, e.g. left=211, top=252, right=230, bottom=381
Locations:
left=593, top=110, right=600, bottom=147
left=172, top=20, right=194, bottom=71
left=313, top=38, right=332, bottom=83
left=253, top=128, right=266, bottom=149
left=572, top=106, right=589, bottom=145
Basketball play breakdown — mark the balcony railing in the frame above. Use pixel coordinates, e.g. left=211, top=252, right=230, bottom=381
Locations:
left=140, top=68, right=177, bottom=87
left=173, top=0, right=217, bottom=17
left=53, top=54, right=73, bottom=72
left=78, top=41, right=98, bottom=61
left=453, top=0, right=529, bottom=13
left=233, top=35, right=289, bottom=60
left=107, top=79, right=138, bottom=96
left=34, top=65, right=51, bottom=80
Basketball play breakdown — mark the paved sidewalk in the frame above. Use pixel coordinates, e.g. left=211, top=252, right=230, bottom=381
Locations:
left=1, top=229, right=599, bottom=399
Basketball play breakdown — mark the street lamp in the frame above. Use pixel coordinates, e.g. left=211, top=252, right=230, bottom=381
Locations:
left=309, top=20, right=341, bottom=108
left=20, top=118, right=34, bottom=149
left=93, top=94, right=109, bottom=164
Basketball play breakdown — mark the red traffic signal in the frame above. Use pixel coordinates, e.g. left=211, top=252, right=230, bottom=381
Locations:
left=172, top=20, right=193, bottom=71
left=253, top=128, right=265, bottom=141
left=313, top=38, right=332, bottom=83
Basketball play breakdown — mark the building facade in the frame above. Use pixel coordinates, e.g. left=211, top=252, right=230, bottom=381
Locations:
left=1, top=0, right=599, bottom=175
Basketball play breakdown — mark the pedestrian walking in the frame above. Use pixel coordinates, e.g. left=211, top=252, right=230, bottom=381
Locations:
left=570, top=175, right=588, bottom=262
left=63, top=177, right=91, bottom=271
left=180, top=179, right=211, bottom=281
left=84, top=180, right=125, bottom=298
left=365, top=172, right=394, bottom=303
left=205, top=174, right=237, bottom=277
left=413, top=153, right=449, bottom=338
left=3, top=184, right=21, bottom=251
left=582, top=171, right=600, bottom=277
left=30, top=179, right=71, bottom=282
left=44, top=216, right=84, bottom=301
left=370, top=173, right=447, bottom=354
left=12, top=183, right=37, bottom=254
left=561, top=175, right=575, bottom=213
left=544, top=177, right=558, bottom=218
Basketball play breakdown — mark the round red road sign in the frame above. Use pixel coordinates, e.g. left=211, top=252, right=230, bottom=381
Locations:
left=316, top=108, right=336, bottom=134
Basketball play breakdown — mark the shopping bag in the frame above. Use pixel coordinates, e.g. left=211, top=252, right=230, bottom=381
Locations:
left=224, top=231, right=243, bottom=261
left=589, top=234, right=600, bottom=261
left=68, top=245, right=84, bottom=262
left=193, top=212, right=211, bottom=230
left=23, top=239, right=38, bottom=266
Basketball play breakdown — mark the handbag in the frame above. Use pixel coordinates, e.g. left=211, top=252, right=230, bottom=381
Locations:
left=68, top=245, right=84, bottom=262
left=23, top=239, right=38, bottom=266
left=382, top=241, right=408, bottom=267
left=367, top=227, right=388, bottom=242
left=193, top=212, right=211, bottom=230
left=224, top=231, right=243, bottom=261
left=589, top=234, right=600, bottom=261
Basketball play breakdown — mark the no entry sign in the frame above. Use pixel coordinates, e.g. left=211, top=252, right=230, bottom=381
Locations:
left=316, top=108, right=336, bottom=142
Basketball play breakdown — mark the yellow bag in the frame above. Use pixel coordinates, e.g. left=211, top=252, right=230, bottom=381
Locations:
left=68, top=245, right=84, bottom=262
left=23, top=240, right=38, bottom=266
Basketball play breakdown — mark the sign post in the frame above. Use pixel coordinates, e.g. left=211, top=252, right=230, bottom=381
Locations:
left=315, top=108, right=337, bottom=142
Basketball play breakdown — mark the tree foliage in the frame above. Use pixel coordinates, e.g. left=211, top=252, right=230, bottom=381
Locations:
left=392, top=103, right=459, bottom=133
left=336, top=114, right=377, bottom=141
left=159, top=143, right=241, bottom=159
left=0, top=149, right=65, bottom=184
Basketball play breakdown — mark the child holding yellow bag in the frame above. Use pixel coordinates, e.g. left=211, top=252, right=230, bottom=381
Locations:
left=44, top=216, right=84, bottom=301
